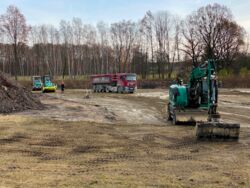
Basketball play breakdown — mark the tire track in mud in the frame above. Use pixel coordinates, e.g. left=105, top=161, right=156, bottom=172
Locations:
left=19, top=93, right=118, bottom=123
left=66, top=123, right=250, bottom=169
left=71, top=121, right=248, bottom=173
left=40, top=92, right=166, bottom=125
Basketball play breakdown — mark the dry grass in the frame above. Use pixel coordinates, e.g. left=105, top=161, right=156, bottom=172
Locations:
left=0, top=115, right=249, bottom=187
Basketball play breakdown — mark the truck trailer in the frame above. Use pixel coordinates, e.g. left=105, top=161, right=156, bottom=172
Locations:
left=91, top=73, right=137, bottom=93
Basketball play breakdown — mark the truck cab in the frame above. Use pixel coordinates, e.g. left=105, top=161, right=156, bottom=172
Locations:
left=32, top=76, right=43, bottom=91
left=117, top=73, right=137, bottom=93
left=42, top=75, right=57, bottom=93
left=91, top=73, right=137, bottom=93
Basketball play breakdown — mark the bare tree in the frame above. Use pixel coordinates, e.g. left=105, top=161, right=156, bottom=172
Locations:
left=215, top=19, right=245, bottom=68
left=0, top=4, right=248, bottom=79
left=172, top=16, right=181, bottom=63
left=0, top=5, right=29, bottom=80
left=97, top=21, right=109, bottom=73
left=72, top=18, right=83, bottom=76
left=48, top=25, right=60, bottom=75
left=181, top=15, right=203, bottom=66
left=111, top=20, right=137, bottom=73
left=182, top=3, right=245, bottom=69
left=168, top=16, right=182, bottom=78
left=140, top=11, right=155, bottom=78
left=60, top=20, right=72, bottom=78
left=154, top=11, right=173, bottom=78
left=243, top=33, right=250, bottom=55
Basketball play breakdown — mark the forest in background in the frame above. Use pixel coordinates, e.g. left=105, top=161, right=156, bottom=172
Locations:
left=0, top=3, right=250, bottom=81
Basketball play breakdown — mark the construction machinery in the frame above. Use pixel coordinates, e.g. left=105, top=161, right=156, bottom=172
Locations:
left=42, top=75, right=57, bottom=93
left=32, top=76, right=43, bottom=91
left=91, top=73, right=137, bottom=93
left=167, top=59, right=240, bottom=139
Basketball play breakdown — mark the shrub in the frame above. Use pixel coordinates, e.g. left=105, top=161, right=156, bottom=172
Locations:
left=218, top=68, right=233, bottom=78
left=239, top=67, right=249, bottom=77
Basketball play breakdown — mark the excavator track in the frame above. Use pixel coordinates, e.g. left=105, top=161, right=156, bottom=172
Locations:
left=196, top=121, right=240, bottom=140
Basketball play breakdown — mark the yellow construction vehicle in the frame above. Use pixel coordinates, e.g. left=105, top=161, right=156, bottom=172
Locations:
left=42, top=75, right=57, bottom=93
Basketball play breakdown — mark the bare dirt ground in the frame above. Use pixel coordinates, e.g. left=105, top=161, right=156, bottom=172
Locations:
left=0, top=89, right=249, bottom=187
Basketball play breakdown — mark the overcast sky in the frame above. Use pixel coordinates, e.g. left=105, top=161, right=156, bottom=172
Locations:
left=0, top=0, right=249, bottom=33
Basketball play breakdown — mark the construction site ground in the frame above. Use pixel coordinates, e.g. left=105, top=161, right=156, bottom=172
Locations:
left=0, top=89, right=249, bottom=187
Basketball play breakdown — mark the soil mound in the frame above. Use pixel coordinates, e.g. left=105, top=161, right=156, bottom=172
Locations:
left=0, top=73, right=43, bottom=113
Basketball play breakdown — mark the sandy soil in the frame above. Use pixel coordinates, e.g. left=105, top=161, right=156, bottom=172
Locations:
left=20, top=90, right=167, bottom=125
left=0, top=89, right=249, bottom=187
left=22, top=89, right=250, bottom=128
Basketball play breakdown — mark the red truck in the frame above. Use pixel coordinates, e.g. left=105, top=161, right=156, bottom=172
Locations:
left=91, top=73, right=137, bottom=93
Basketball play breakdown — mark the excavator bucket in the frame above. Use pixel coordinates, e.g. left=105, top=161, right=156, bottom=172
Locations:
left=196, top=121, right=240, bottom=140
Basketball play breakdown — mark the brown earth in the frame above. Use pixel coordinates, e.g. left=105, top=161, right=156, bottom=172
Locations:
left=0, top=89, right=249, bottom=187
left=0, top=73, right=42, bottom=113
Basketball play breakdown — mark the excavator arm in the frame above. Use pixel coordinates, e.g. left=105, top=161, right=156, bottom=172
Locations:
left=193, top=60, right=240, bottom=139
left=188, top=60, right=218, bottom=115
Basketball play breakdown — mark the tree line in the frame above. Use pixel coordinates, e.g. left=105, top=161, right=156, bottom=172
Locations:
left=0, top=4, right=248, bottom=80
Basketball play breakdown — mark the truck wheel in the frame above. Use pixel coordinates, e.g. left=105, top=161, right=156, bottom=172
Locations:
left=105, top=87, right=109, bottom=93
left=118, top=86, right=122, bottom=93
left=101, top=86, right=105, bottom=92
left=97, top=86, right=101, bottom=92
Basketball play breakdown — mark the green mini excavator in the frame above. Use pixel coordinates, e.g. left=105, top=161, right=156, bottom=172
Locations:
left=167, top=59, right=240, bottom=139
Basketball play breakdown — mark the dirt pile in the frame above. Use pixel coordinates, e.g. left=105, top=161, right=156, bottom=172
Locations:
left=0, top=73, right=43, bottom=113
